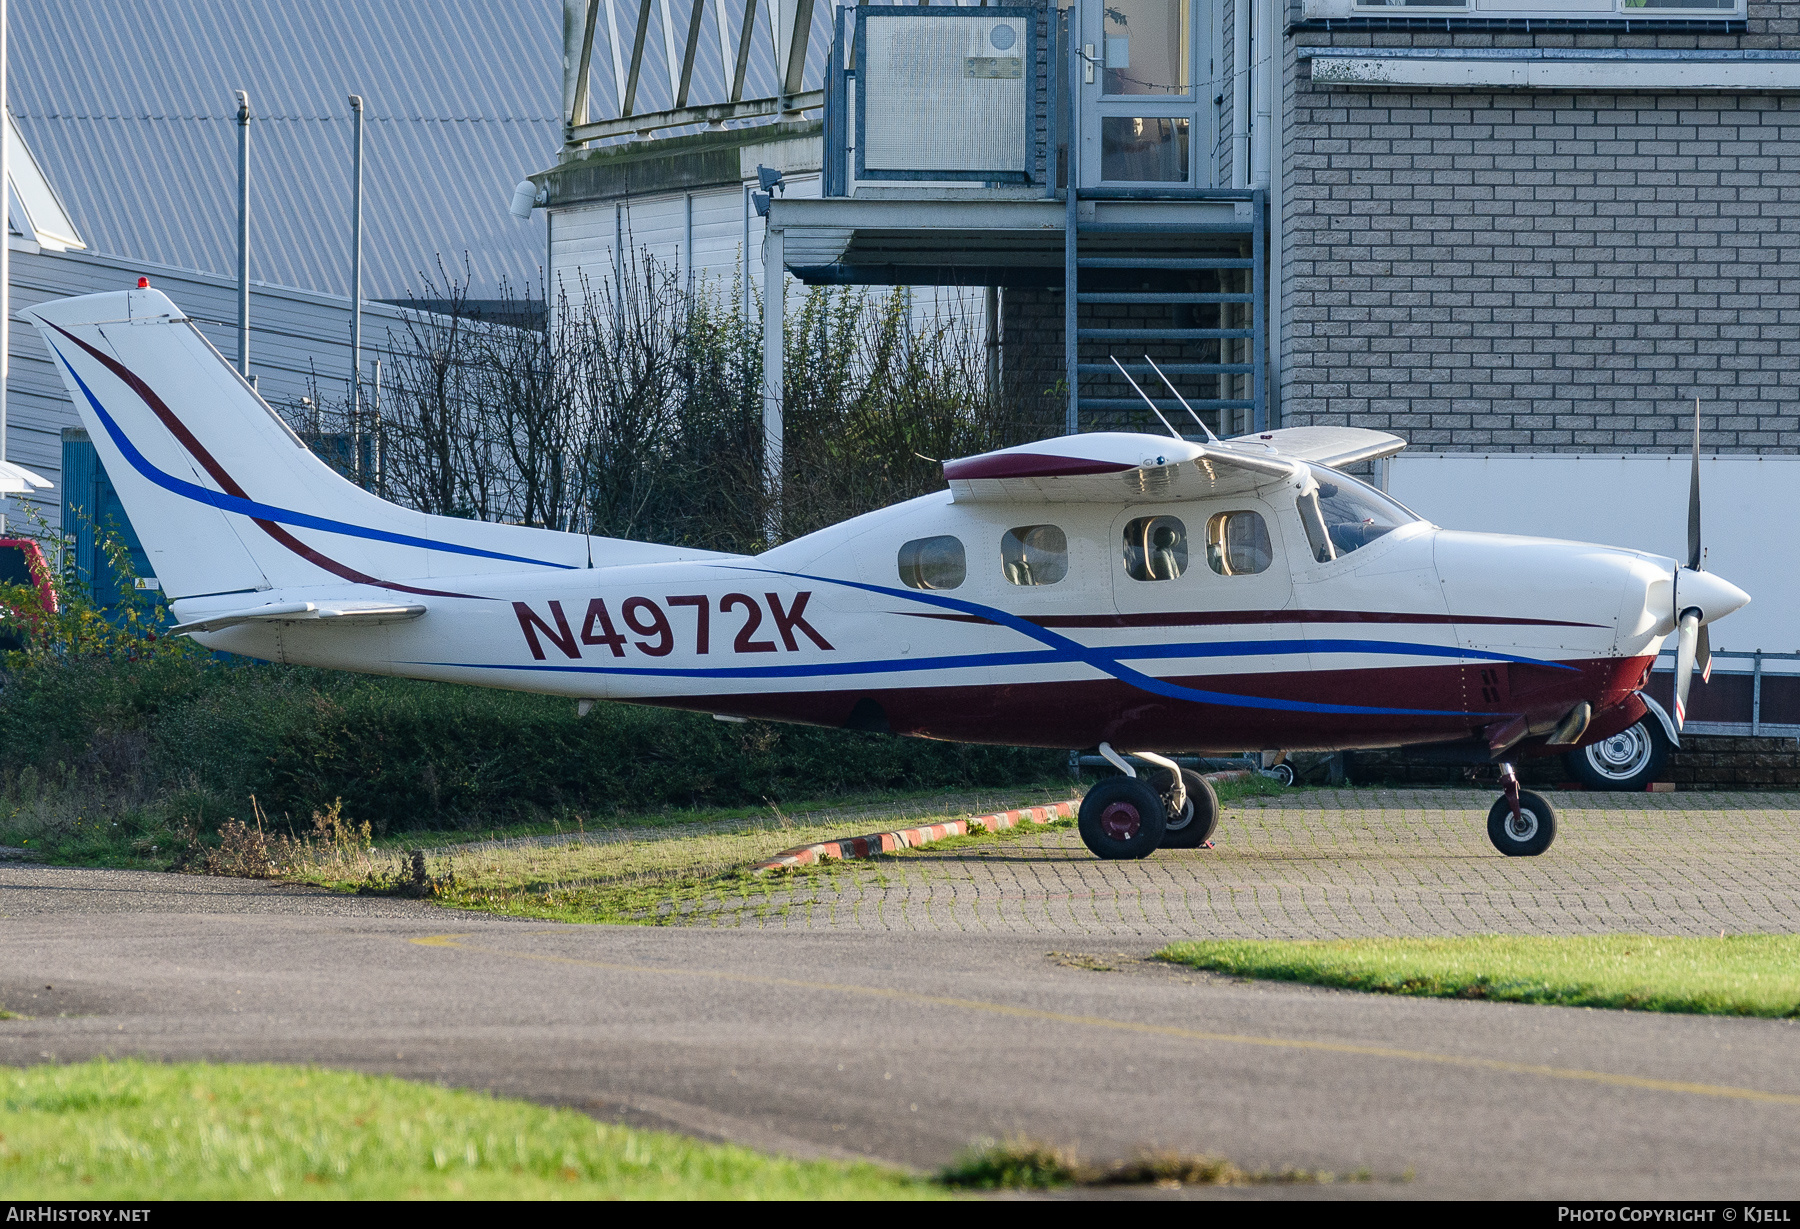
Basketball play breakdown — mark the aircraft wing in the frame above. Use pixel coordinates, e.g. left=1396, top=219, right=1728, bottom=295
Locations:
left=1236, top=426, right=1406, bottom=469
left=170, top=599, right=427, bottom=635
left=945, top=432, right=1300, bottom=504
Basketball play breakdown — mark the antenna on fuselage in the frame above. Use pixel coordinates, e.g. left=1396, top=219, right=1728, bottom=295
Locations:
left=1142, top=354, right=1220, bottom=443
left=1109, top=356, right=1183, bottom=441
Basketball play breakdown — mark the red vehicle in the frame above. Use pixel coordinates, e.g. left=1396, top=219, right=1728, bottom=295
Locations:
left=0, top=537, right=57, bottom=651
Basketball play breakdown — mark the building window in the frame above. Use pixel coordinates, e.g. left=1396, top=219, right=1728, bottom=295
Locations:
left=1101, top=117, right=1189, bottom=183
left=1354, top=1, right=1467, bottom=6
left=1002, top=525, right=1068, bottom=586
left=1124, top=516, right=1188, bottom=581
left=1101, top=0, right=1189, bottom=97
left=1624, top=0, right=1735, bottom=7
left=1205, top=512, right=1273, bottom=576
left=898, top=535, right=966, bottom=591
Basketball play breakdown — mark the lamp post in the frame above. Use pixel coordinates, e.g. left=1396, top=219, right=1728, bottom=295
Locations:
left=235, top=89, right=250, bottom=377
left=2, top=0, right=11, bottom=505
left=348, top=94, right=364, bottom=482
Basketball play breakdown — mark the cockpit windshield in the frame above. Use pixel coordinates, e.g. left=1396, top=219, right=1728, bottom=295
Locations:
left=1308, top=464, right=1420, bottom=558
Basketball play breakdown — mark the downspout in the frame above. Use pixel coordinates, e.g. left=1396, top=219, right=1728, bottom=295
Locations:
left=1265, top=0, right=1282, bottom=426
left=1252, top=0, right=1271, bottom=189
left=1232, top=0, right=1250, bottom=189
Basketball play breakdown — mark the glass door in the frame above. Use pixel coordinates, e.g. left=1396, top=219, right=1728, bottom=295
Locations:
left=1076, top=0, right=1210, bottom=187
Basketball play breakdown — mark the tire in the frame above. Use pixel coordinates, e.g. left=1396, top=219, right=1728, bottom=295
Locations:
left=1487, top=789, right=1557, bottom=857
left=1152, top=768, right=1219, bottom=849
left=1565, top=716, right=1668, bottom=792
left=1078, top=776, right=1167, bottom=860
left=1265, top=763, right=1295, bottom=788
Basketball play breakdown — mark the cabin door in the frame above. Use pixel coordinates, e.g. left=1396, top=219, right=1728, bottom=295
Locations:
left=1109, top=501, right=1294, bottom=684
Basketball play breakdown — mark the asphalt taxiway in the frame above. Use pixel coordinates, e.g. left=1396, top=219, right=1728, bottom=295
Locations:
left=4, top=863, right=1798, bottom=1199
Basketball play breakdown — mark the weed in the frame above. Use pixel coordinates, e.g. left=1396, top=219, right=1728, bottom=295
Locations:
left=939, top=1137, right=1080, bottom=1190
left=357, top=849, right=455, bottom=899
left=938, top=1138, right=1376, bottom=1190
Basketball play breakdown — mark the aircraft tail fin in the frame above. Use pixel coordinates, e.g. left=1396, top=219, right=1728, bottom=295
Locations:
left=26, top=287, right=711, bottom=602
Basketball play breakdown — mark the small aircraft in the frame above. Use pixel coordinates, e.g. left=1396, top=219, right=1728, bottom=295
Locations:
left=24, top=286, right=1750, bottom=860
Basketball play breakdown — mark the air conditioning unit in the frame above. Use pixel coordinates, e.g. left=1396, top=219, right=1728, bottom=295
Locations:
left=857, top=10, right=1034, bottom=180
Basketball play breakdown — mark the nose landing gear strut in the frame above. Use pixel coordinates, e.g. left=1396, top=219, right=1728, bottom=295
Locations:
left=1487, top=762, right=1557, bottom=856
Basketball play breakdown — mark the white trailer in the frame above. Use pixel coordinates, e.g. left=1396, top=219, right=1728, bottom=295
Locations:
left=1388, top=453, right=1800, bottom=737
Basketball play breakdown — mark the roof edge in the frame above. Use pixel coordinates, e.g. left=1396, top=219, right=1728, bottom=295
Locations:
left=531, top=120, right=821, bottom=208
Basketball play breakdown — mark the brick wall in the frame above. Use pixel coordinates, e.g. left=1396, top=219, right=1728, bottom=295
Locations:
left=1351, top=734, right=1800, bottom=789
left=1282, top=3, right=1800, bottom=452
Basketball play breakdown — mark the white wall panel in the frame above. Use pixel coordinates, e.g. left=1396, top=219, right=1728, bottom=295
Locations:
left=1389, top=454, right=1797, bottom=658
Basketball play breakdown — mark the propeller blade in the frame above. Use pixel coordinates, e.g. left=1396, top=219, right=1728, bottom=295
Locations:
left=1674, top=608, right=1700, bottom=730
left=1697, top=620, right=1712, bottom=686
left=1688, top=396, right=1703, bottom=571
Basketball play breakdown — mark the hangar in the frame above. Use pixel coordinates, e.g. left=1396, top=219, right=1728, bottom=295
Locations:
left=0, top=0, right=563, bottom=539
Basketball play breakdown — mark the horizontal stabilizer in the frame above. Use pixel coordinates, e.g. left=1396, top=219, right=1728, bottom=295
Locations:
left=0, top=460, right=52, bottom=493
left=171, top=600, right=426, bottom=635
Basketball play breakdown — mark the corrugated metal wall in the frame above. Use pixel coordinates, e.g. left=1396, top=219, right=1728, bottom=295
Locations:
left=5, top=250, right=413, bottom=533
left=9, top=0, right=561, bottom=299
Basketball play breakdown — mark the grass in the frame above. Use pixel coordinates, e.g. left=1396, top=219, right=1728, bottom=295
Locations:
left=287, top=781, right=1085, bottom=925
left=0, top=652, right=1067, bottom=869
left=1157, top=935, right=1800, bottom=1018
left=0, top=1060, right=933, bottom=1200
left=282, top=772, right=1292, bottom=925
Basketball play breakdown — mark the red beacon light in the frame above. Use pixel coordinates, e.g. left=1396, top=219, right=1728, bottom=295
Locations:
left=136, top=277, right=149, bottom=289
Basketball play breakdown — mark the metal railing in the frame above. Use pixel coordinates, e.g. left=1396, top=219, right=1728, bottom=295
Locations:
left=561, top=0, right=824, bottom=149
left=1652, top=647, right=1800, bottom=737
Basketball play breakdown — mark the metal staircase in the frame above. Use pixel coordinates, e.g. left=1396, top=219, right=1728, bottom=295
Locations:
left=1062, top=189, right=1267, bottom=438
left=1052, top=15, right=1268, bottom=438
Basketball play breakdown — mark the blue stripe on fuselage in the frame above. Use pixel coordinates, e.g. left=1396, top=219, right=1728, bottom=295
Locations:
left=48, top=339, right=577, bottom=572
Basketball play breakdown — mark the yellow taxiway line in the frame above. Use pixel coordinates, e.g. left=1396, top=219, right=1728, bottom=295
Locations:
left=412, top=932, right=1800, bottom=1109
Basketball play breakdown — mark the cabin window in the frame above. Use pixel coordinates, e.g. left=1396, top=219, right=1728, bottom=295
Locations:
left=1308, top=464, right=1416, bottom=559
left=897, top=535, right=966, bottom=590
left=1124, top=516, right=1187, bottom=581
left=1002, top=524, right=1068, bottom=586
left=1205, top=511, right=1273, bottom=576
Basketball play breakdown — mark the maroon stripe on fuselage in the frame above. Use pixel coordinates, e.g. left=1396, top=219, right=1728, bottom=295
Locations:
left=943, top=453, right=1137, bottom=480
left=891, top=608, right=1607, bottom=630
left=637, top=655, right=1654, bottom=754
left=52, top=322, right=484, bottom=601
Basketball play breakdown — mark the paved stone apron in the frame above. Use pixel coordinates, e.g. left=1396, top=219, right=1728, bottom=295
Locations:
left=677, top=789, right=1800, bottom=937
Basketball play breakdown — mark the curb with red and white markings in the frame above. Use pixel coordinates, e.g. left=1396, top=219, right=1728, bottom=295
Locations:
left=750, top=769, right=1263, bottom=874
left=751, top=801, right=1079, bottom=874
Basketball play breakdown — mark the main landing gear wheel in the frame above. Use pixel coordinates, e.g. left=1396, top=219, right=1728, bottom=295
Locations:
left=1487, top=789, right=1557, bottom=857
left=1153, top=768, right=1219, bottom=849
left=1078, top=776, right=1167, bottom=860
left=1565, top=715, right=1669, bottom=792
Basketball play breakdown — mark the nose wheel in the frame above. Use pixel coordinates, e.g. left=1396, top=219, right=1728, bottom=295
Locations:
left=1488, top=763, right=1556, bottom=856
